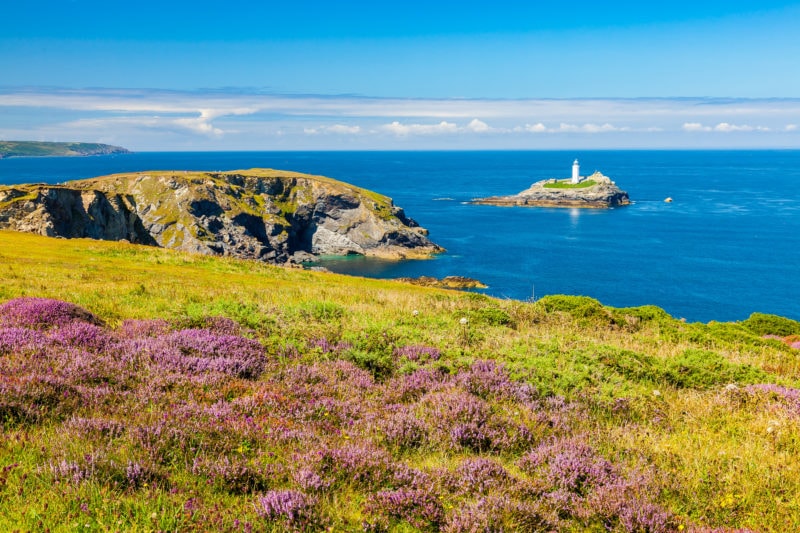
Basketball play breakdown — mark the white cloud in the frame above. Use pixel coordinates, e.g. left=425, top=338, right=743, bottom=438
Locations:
left=714, top=122, right=753, bottom=132
left=684, top=122, right=771, bottom=133
left=466, top=118, right=491, bottom=132
left=3, top=88, right=800, bottom=149
left=304, top=124, right=361, bottom=135
left=682, top=122, right=712, bottom=132
left=380, top=121, right=460, bottom=136
left=523, top=123, right=547, bottom=132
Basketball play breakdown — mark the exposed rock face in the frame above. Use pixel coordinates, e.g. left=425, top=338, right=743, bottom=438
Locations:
left=471, top=172, right=630, bottom=208
left=0, top=169, right=443, bottom=263
left=395, top=276, right=488, bottom=289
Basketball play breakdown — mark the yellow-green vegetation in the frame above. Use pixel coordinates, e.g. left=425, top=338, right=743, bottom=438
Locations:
left=1, top=230, right=799, bottom=531
left=543, top=179, right=598, bottom=189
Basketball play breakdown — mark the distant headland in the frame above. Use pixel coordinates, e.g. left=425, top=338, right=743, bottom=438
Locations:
left=471, top=159, right=631, bottom=209
left=0, top=141, right=130, bottom=159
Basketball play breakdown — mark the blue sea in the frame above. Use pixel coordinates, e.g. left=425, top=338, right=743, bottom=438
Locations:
left=1, top=150, right=799, bottom=323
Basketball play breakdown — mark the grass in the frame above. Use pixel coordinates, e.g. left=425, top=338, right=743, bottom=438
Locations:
left=1, top=229, right=800, bottom=531
left=543, top=179, right=598, bottom=189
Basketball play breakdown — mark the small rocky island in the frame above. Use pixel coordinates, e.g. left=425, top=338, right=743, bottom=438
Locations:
left=0, top=169, right=442, bottom=264
left=472, top=160, right=631, bottom=209
left=0, top=141, right=130, bottom=159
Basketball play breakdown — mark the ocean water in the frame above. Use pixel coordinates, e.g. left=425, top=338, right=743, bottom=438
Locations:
left=1, top=150, right=799, bottom=323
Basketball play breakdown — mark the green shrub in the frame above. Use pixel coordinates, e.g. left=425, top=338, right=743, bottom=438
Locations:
left=343, top=349, right=396, bottom=381
left=298, top=300, right=345, bottom=322
left=537, top=295, right=609, bottom=321
left=464, top=307, right=514, bottom=327
left=664, top=349, right=766, bottom=389
left=740, top=312, right=800, bottom=337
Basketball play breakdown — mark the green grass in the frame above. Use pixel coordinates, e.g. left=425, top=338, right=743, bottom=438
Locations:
left=1, top=230, right=800, bottom=531
left=543, top=179, right=597, bottom=189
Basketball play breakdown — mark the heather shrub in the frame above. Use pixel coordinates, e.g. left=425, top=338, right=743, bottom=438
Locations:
left=393, top=344, right=441, bottom=362
left=256, top=490, right=323, bottom=530
left=49, top=321, right=113, bottom=353
left=382, top=368, right=449, bottom=403
left=363, top=487, right=445, bottom=531
left=300, top=444, right=403, bottom=491
left=0, top=374, right=81, bottom=425
left=447, top=457, right=511, bottom=495
left=0, top=327, right=47, bottom=353
left=0, top=297, right=102, bottom=329
left=192, top=455, right=278, bottom=494
left=379, top=405, right=428, bottom=450
left=518, top=437, right=619, bottom=497
left=457, top=359, right=537, bottom=402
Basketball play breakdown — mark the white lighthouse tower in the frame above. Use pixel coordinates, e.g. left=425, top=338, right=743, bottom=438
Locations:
left=571, top=159, right=580, bottom=184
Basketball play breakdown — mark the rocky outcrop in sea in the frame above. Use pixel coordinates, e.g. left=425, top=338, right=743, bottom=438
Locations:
left=471, top=171, right=630, bottom=208
left=0, top=169, right=443, bottom=263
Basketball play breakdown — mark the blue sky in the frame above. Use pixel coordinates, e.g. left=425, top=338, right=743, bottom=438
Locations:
left=2, top=1, right=799, bottom=150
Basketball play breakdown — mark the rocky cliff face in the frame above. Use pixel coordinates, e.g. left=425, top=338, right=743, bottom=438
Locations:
left=471, top=172, right=630, bottom=208
left=0, top=169, right=442, bottom=263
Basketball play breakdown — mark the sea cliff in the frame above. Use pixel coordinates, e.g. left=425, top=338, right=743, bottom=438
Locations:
left=472, top=171, right=630, bottom=208
left=0, top=168, right=442, bottom=263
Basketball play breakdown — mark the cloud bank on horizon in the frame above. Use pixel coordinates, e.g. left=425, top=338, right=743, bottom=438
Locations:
left=0, top=88, right=798, bottom=150
left=2, top=2, right=799, bottom=150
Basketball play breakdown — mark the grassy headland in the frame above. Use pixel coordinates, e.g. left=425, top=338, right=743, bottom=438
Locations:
left=0, top=141, right=129, bottom=158
left=1, top=230, right=799, bottom=531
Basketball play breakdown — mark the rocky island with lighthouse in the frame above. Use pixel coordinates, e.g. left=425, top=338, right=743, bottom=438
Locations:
left=471, top=159, right=631, bottom=209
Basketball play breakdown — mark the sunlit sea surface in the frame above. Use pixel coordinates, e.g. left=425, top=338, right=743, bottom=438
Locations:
left=2, top=150, right=798, bottom=322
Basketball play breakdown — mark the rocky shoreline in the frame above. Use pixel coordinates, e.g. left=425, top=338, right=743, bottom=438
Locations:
left=471, top=171, right=630, bottom=209
left=0, top=169, right=443, bottom=264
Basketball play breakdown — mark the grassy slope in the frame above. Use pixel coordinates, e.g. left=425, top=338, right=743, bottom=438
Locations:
left=0, top=141, right=127, bottom=158
left=1, top=230, right=800, bottom=531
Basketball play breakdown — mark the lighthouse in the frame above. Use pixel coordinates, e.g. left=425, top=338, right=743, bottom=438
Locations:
left=571, top=159, right=580, bottom=184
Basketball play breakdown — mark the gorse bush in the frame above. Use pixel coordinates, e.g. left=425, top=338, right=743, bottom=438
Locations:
left=741, top=312, right=800, bottom=336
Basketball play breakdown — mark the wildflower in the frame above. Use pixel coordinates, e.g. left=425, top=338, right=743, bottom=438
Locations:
left=652, top=389, right=661, bottom=397
left=459, top=317, right=468, bottom=326
left=412, top=310, right=419, bottom=317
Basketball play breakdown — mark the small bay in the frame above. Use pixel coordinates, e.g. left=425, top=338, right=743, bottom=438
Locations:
left=1, top=150, right=798, bottom=322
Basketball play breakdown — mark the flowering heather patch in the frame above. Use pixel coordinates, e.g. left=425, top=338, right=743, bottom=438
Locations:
left=457, top=359, right=537, bottom=403
left=743, top=383, right=800, bottom=415
left=378, top=405, right=428, bottom=450
left=518, top=436, right=618, bottom=496
left=382, top=368, right=448, bottom=403
left=0, top=327, right=47, bottom=353
left=364, top=487, right=445, bottom=530
left=256, top=490, right=321, bottom=529
left=448, top=457, right=511, bottom=495
left=122, top=328, right=267, bottom=379
left=307, top=337, right=352, bottom=355
left=0, top=297, right=102, bottom=329
left=393, top=344, right=441, bottom=362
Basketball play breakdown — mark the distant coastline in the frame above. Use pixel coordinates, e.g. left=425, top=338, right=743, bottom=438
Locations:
left=0, top=141, right=130, bottom=159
